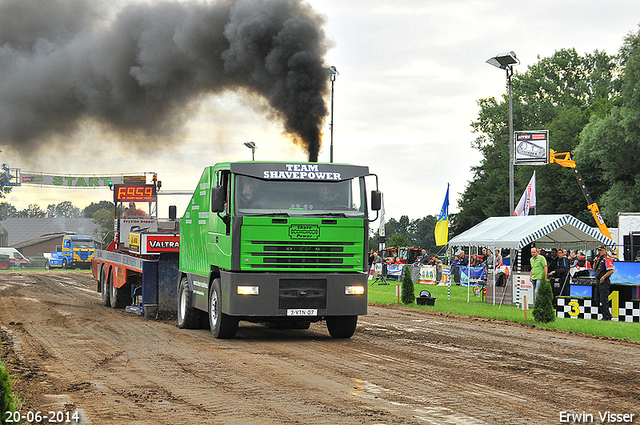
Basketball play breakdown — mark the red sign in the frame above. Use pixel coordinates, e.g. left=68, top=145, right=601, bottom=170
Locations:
left=145, top=234, right=180, bottom=253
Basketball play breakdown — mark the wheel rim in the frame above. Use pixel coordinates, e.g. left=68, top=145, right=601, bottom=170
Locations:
left=210, top=290, right=219, bottom=328
left=179, top=287, right=187, bottom=322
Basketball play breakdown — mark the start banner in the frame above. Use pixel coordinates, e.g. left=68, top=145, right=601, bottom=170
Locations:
left=20, top=173, right=126, bottom=187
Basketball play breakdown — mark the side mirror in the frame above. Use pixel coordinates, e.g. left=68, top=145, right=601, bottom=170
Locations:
left=371, top=190, right=382, bottom=211
left=168, top=205, right=177, bottom=221
left=211, top=186, right=226, bottom=212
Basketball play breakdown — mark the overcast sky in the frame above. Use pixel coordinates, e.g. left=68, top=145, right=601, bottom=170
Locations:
left=4, top=0, right=640, bottom=224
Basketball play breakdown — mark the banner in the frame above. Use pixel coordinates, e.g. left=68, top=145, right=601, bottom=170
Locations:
left=514, top=171, right=536, bottom=216
left=19, top=172, right=152, bottom=188
left=459, top=266, right=486, bottom=285
left=435, top=184, right=449, bottom=246
left=418, top=265, right=437, bottom=284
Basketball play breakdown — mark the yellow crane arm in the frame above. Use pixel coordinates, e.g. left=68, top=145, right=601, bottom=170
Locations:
left=549, top=149, right=612, bottom=239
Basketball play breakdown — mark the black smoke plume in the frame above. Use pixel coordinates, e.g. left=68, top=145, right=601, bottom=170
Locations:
left=0, top=0, right=330, bottom=161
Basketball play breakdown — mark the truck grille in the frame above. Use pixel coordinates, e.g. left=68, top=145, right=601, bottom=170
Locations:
left=250, top=241, right=355, bottom=269
left=278, top=279, right=327, bottom=310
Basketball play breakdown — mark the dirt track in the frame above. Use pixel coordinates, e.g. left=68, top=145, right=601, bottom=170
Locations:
left=0, top=271, right=639, bottom=424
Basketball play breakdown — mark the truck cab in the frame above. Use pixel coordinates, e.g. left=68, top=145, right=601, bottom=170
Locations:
left=177, top=161, right=381, bottom=339
left=45, top=235, right=97, bottom=269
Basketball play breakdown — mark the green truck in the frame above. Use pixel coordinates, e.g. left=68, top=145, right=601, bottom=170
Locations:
left=177, top=161, right=381, bottom=339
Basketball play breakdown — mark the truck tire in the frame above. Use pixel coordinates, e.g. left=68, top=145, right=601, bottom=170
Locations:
left=100, top=266, right=110, bottom=306
left=109, top=269, right=129, bottom=309
left=0, top=260, right=9, bottom=270
left=326, top=315, right=358, bottom=338
left=177, top=277, right=205, bottom=329
left=208, top=278, right=238, bottom=339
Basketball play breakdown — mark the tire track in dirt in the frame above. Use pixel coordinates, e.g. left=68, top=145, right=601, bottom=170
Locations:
left=1, top=271, right=640, bottom=425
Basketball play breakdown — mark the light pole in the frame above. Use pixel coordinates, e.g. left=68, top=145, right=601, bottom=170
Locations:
left=243, top=141, right=256, bottom=161
left=328, top=66, right=338, bottom=163
left=486, top=51, right=519, bottom=216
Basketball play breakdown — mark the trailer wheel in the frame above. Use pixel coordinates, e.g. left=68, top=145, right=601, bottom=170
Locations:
left=208, top=278, right=238, bottom=339
left=326, top=315, right=358, bottom=338
left=100, top=266, right=110, bottom=306
left=110, top=269, right=129, bottom=309
left=177, top=277, right=205, bottom=329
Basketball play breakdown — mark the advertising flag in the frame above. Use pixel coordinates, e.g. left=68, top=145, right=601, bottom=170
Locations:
left=514, top=171, right=537, bottom=216
left=435, top=184, right=449, bottom=246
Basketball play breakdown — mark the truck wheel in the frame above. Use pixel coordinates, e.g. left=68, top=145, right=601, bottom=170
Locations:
left=109, top=269, right=129, bottom=309
left=100, top=266, right=110, bottom=306
left=326, top=316, right=358, bottom=338
left=177, top=277, right=205, bottom=329
left=208, top=278, right=238, bottom=339
left=0, top=261, right=8, bottom=270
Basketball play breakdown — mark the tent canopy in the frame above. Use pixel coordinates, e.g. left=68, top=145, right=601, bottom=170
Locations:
left=448, top=214, right=615, bottom=250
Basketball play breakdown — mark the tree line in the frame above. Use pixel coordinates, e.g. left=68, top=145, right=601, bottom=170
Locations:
left=0, top=200, right=113, bottom=220
left=0, top=200, right=115, bottom=244
left=453, top=25, right=640, bottom=235
left=376, top=25, right=640, bottom=250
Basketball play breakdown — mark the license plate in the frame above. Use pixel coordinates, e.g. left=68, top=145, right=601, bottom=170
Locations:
left=287, top=309, right=318, bottom=316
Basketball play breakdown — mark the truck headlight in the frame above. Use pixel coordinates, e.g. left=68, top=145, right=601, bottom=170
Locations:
left=345, top=285, right=365, bottom=295
left=237, top=286, right=259, bottom=295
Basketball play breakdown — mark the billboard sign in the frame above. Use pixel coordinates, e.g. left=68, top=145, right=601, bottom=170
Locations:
left=514, top=131, right=549, bottom=165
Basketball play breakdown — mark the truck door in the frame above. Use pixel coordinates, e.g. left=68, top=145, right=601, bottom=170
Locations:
left=210, top=170, right=232, bottom=267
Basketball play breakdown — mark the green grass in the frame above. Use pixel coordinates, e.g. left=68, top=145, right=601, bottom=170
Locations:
left=368, top=280, right=640, bottom=342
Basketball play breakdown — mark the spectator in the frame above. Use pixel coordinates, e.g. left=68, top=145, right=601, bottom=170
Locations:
left=419, top=249, right=432, bottom=266
left=575, top=252, right=591, bottom=268
left=484, top=248, right=494, bottom=268
left=592, top=245, right=614, bottom=321
left=549, top=248, right=570, bottom=297
left=529, top=247, right=548, bottom=302
left=570, top=250, right=578, bottom=267
left=389, top=252, right=402, bottom=264
left=458, top=251, right=469, bottom=267
left=125, top=202, right=147, bottom=217
left=368, top=250, right=374, bottom=267
left=372, top=251, right=383, bottom=265
left=548, top=248, right=558, bottom=275
left=494, top=248, right=503, bottom=267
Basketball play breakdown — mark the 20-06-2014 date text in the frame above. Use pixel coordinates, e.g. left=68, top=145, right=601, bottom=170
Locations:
left=5, top=410, right=81, bottom=423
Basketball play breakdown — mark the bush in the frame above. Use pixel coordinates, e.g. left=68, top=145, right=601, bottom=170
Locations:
left=0, top=360, right=17, bottom=424
left=401, top=265, right=415, bottom=304
left=533, top=278, right=556, bottom=323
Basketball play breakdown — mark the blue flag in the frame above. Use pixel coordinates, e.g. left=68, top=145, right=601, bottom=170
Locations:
left=435, top=184, right=449, bottom=246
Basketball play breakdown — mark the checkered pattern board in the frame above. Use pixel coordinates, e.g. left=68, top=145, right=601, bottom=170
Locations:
left=556, top=298, right=640, bottom=322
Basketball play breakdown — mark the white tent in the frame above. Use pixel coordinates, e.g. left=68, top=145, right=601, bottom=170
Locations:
left=448, top=214, right=615, bottom=305
left=448, top=214, right=615, bottom=251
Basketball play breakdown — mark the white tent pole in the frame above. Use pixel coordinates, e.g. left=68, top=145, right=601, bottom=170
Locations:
left=467, top=243, right=471, bottom=302
left=493, top=246, right=496, bottom=305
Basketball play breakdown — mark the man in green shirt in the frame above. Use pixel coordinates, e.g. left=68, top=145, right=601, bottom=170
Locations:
left=530, top=247, right=548, bottom=302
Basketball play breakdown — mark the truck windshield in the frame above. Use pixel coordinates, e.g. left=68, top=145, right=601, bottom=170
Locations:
left=234, top=175, right=366, bottom=217
left=72, top=239, right=94, bottom=248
